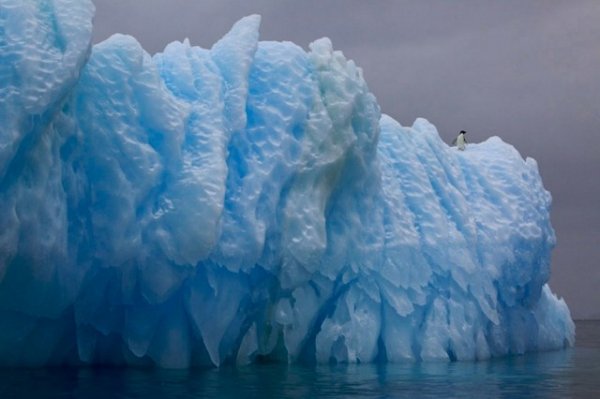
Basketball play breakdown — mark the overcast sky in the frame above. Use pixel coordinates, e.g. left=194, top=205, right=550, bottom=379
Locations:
left=92, top=0, right=600, bottom=319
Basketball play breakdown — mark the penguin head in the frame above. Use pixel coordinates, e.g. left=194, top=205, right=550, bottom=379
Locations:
left=460, top=130, right=466, bottom=134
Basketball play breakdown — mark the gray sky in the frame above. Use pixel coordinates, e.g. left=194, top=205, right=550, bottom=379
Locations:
left=92, top=0, right=600, bottom=319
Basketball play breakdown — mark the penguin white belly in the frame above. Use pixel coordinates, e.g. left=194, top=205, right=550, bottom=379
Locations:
left=457, top=134, right=466, bottom=150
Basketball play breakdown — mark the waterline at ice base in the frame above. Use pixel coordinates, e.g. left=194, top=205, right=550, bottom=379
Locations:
left=0, top=0, right=573, bottom=368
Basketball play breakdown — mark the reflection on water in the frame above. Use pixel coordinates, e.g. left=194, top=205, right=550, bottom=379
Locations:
left=1, top=321, right=599, bottom=398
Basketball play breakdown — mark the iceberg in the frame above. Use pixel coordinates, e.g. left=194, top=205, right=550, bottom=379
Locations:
left=0, top=0, right=574, bottom=368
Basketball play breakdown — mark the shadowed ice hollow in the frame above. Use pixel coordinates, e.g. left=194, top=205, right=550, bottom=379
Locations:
left=0, top=0, right=573, bottom=367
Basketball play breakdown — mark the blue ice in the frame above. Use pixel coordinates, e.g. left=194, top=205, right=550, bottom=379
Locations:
left=0, top=0, right=573, bottom=367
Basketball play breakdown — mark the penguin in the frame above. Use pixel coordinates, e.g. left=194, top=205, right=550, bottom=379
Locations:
left=452, top=130, right=467, bottom=151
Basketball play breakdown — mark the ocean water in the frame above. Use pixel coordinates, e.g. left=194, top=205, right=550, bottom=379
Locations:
left=1, top=320, right=598, bottom=399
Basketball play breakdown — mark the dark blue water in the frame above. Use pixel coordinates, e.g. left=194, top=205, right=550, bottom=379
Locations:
left=1, top=321, right=598, bottom=399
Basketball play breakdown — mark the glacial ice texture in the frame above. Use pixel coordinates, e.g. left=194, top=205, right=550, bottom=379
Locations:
left=0, top=0, right=574, bottom=367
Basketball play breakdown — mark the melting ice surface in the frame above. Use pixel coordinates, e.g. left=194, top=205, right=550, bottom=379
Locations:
left=0, top=0, right=574, bottom=368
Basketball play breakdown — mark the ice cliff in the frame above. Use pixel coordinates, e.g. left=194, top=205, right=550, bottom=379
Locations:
left=0, top=0, right=574, bottom=368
